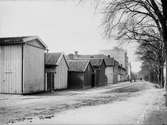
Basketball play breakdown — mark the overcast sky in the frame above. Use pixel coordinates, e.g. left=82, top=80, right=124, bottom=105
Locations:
left=0, top=0, right=141, bottom=72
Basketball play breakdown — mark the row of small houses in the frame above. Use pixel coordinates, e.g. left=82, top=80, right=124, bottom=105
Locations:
left=0, top=36, right=127, bottom=94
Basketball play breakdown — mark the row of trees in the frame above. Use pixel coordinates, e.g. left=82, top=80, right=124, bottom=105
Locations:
left=80, top=0, right=167, bottom=104
left=136, top=32, right=165, bottom=87
left=100, top=0, right=167, bottom=104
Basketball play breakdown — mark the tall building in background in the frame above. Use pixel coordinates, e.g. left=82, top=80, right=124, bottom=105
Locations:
left=100, top=47, right=129, bottom=81
left=128, top=63, right=132, bottom=80
left=100, top=47, right=129, bottom=71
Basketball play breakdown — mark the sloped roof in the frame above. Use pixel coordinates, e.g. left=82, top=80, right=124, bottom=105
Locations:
left=66, top=54, right=108, bottom=60
left=0, top=36, right=47, bottom=49
left=0, top=36, right=28, bottom=44
left=104, top=58, right=114, bottom=66
left=78, top=54, right=108, bottom=59
left=45, top=53, right=62, bottom=65
left=68, top=58, right=106, bottom=67
left=89, top=58, right=105, bottom=67
left=67, top=60, right=89, bottom=72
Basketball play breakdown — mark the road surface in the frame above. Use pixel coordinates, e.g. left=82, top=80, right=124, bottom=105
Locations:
left=0, top=81, right=164, bottom=125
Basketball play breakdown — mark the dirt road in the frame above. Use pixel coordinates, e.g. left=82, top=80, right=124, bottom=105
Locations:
left=0, top=81, right=164, bottom=125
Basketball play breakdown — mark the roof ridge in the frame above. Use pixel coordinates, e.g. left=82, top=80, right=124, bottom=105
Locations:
left=0, top=35, right=37, bottom=39
left=67, top=59, right=89, bottom=72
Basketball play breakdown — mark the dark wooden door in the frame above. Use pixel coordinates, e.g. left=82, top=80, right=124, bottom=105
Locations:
left=92, top=73, right=95, bottom=87
left=96, top=70, right=100, bottom=86
left=47, top=72, right=54, bottom=91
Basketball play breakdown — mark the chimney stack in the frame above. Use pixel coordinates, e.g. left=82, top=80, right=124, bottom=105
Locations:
left=74, top=51, right=79, bottom=58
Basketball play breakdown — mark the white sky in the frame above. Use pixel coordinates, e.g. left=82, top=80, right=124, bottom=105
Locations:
left=0, top=0, right=141, bottom=72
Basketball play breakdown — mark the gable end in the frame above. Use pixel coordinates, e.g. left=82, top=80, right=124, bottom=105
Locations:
left=25, top=39, right=46, bottom=50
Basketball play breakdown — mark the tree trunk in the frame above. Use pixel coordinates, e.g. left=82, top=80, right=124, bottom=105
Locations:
left=161, top=66, right=164, bottom=87
left=163, top=36, right=167, bottom=106
left=157, top=72, right=160, bottom=85
left=165, top=51, right=167, bottom=106
left=164, top=61, right=166, bottom=88
left=159, top=66, right=164, bottom=87
left=162, top=23, right=167, bottom=106
left=162, top=68, right=164, bottom=87
left=156, top=69, right=160, bottom=84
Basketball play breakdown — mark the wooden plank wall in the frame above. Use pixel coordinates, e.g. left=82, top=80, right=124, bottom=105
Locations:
left=84, top=64, right=93, bottom=88
left=105, top=67, right=114, bottom=84
left=23, top=44, right=45, bottom=94
left=54, top=57, right=68, bottom=89
left=0, top=46, right=22, bottom=94
left=68, top=72, right=84, bottom=89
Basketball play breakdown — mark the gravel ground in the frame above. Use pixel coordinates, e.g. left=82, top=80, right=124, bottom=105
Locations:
left=141, top=88, right=167, bottom=125
left=0, top=81, right=158, bottom=125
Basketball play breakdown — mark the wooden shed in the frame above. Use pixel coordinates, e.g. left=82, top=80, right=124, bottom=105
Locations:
left=89, top=58, right=107, bottom=86
left=0, top=36, right=47, bottom=94
left=45, top=53, right=69, bottom=91
left=104, top=58, right=115, bottom=84
left=67, top=60, right=94, bottom=89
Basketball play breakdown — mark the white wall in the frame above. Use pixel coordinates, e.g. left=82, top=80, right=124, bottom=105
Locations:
left=54, top=56, right=68, bottom=89
left=0, top=45, right=22, bottom=94
left=105, top=67, right=114, bottom=84
left=23, top=44, right=45, bottom=93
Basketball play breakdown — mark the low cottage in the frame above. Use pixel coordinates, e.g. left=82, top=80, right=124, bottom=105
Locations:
left=45, top=53, right=68, bottom=91
left=89, top=58, right=107, bottom=86
left=104, top=58, right=115, bottom=84
left=0, top=36, right=47, bottom=94
left=67, top=60, right=94, bottom=89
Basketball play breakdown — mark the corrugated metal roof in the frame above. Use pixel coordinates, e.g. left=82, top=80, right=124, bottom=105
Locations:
left=104, top=58, right=114, bottom=66
left=67, top=60, right=89, bottom=72
left=45, top=53, right=62, bottom=65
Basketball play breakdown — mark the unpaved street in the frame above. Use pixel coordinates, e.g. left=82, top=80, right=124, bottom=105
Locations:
left=0, top=81, right=164, bottom=125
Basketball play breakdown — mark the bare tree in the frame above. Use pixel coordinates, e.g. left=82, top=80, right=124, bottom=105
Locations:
left=140, top=61, right=159, bottom=83
left=136, top=34, right=165, bottom=87
left=102, top=0, right=167, bottom=105
left=103, top=0, right=167, bottom=40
